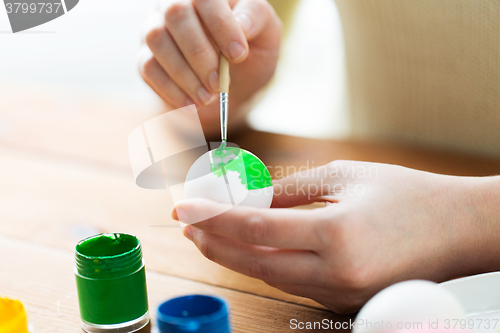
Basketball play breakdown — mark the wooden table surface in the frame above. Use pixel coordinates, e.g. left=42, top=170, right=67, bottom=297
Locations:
left=1, top=83, right=499, bottom=332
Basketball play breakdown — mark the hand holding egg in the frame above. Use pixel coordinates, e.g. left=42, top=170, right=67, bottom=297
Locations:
left=175, top=161, right=497, bottom=314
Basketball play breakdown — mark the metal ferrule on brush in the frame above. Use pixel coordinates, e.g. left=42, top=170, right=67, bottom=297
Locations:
left=220, top=92, right=228, bottom=142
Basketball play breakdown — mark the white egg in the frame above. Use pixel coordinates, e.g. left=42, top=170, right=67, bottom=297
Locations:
left=354, top=280, right=465, bottom=333
left=184, top=148, right=273, bottom=209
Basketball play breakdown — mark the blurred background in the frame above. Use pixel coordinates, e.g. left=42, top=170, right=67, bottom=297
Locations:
left=0, top=0, right=348, bottom=139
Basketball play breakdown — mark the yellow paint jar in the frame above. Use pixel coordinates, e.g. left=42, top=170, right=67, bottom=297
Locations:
left=0, top=298, right=29, bottom=333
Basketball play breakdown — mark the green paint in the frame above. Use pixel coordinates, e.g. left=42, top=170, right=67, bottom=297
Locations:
left=211, top=147, right=272, bottom=190
left=76, top=233, right=138, bottom=259
left=75, top=233, right=149, bottom=325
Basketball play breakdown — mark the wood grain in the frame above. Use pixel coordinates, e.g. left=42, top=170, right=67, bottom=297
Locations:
left=0, top=144, right=321, bottom=307
left=1, top=82, right=499, bottom=177
left=0, top=83, right=324, bottom=307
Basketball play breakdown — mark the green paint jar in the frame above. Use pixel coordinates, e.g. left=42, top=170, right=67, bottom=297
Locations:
left=75, top=233, right=149, bottom=333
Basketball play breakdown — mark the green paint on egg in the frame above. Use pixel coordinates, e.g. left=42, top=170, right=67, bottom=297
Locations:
left=211, top=146, right=272, bottom=190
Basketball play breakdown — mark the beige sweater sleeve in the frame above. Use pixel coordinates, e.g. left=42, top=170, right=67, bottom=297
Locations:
left=334, top=0, right=500, bottom=158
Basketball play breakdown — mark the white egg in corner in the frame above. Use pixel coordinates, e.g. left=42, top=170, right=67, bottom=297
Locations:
left=354, top=280, right=466, bottom=333
left=184, top=147, right=274, bottom=208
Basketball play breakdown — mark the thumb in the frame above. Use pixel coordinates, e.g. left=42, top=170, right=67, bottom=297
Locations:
left=271, top=164, right=335, bottom=208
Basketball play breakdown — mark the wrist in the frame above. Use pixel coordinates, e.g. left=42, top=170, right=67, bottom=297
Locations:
left=452, top=175, right=500, bottom=277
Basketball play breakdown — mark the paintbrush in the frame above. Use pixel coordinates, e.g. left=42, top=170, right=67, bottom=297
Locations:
left=211, top=54, right=239, bottom=170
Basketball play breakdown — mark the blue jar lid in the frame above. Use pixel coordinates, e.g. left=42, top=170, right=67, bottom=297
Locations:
left=157, top=295, right=231, bottom=333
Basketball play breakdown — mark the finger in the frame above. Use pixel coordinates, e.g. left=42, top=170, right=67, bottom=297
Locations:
left=173, top=198, right=326, bottom=250
left=193, top=0, right=249, bottom=62
left=163, top=1, right=220, bottom=94
left=138, top=48, right=194, bottom=108
left=145, top=19, right=216, bottom=106
left=183, top=225, right=321, bottom=284
left=271, top=164, right=338, bottom=208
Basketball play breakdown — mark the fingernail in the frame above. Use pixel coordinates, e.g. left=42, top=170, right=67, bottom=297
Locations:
left=197, top=86, right=216, bottom=105
left=235, top=14, right=252, bottom=34
left=228, top=41, right=246, bottom=61
left=209, top=71, right=219, bottom=92
left=185, top=97, right=194, bottom=106
left=171, top=208, right=179, bottom=221
left=183, top=225, right=193, bottom=241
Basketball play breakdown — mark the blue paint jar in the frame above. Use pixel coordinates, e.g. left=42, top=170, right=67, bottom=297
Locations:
left=157, top=295, right=230, bottom=333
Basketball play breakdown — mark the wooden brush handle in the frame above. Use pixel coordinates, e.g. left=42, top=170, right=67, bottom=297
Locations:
left=219, top=54, right=230, bottom=93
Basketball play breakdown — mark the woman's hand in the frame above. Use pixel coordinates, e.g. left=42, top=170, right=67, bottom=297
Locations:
left=172, top=160, right=500, bottom=314
left=138, top=0, right=282, bottom=135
